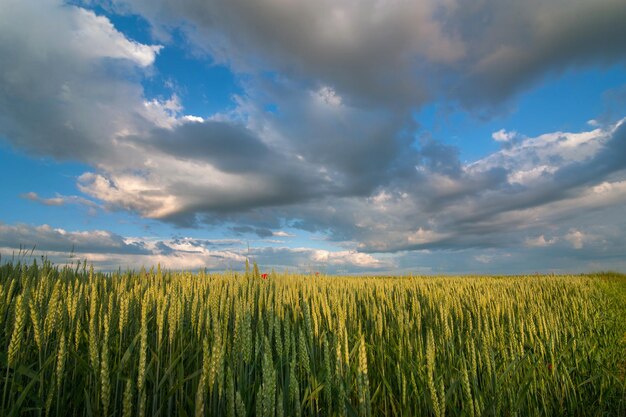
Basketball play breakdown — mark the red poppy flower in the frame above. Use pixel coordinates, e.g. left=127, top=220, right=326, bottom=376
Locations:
left=261, top=273, right=268, bottom=279
left=547, top=363, right=553, bottom=372
left=315, top=272, right=320, bottom=276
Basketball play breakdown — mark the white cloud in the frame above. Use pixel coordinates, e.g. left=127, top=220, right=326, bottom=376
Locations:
left=474, top=255, right=494, bottom=264
left=309, top=249, right=384, bottom=268
left=525, top=235, right=557, bottom=248
left=492, top=129, right=518, bottom=143
left=0, top=0, right=166, bottom=162
left=20, top=191, right=99, bottom=210
left=315, top=86, right=342, bottom=107
left=142, top=95, right=182, bottom=129
left=273, top=231, right=295, bottom=237
left=77, top=172, right=184, bottom=218
left=587, top=119, right=599, bottom=127
left=182, top=115, right=205, bottom=123
left=507, top=165, right=557, bottom=186
left=565, top=230, right=585, bottom=249
left=469, top=121, right=618, bottom=186
left=407, top=228, right=448, bottom=245
left=70, top=8, right=162, bottom=67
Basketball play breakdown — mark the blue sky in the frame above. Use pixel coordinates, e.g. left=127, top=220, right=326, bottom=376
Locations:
left=1, top=0, right=625, bottom=273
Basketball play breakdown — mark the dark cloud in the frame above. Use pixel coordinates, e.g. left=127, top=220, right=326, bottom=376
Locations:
left=154, top=241, right=175, bottom=255
left=145, top=122, right=274, bottom=172
left=231, top=225, right=273, bottom=238
left=72, top=75, right=420, bottom=224
left=451, top=0, right=626, bottom=106
left=417, top=138, right=463, bottom=177
left=111, top=0, right=458, bottom=108
left=115, top=0, right=626, bottom=109
left=266, top=120, right=626, bottom=256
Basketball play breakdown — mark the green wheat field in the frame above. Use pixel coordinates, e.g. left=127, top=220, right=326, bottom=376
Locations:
left=1, top=260, right=625, bottom=416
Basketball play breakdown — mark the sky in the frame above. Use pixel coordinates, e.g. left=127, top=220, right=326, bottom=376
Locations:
left=1, top=0, right=626, bottom=274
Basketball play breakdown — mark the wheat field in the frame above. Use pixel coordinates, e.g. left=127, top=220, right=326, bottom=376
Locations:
left=1, top=260, right=625, bottom=416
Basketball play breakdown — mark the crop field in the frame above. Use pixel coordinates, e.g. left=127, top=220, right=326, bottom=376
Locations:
left=1, top=260, right=625, bottom=416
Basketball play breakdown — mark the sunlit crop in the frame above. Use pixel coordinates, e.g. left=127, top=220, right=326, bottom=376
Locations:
left=1, top=260, right=624, bottom=416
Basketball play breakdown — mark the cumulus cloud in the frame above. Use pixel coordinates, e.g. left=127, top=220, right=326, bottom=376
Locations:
left=61, top=74, right=417, bottom=226
left=565, top=230, right=585, bottom=249
left=70, top=7, right=162, bottom=67
left=3, top=1, right=407, bottom=225
left=0, top=0, right=162, bottom=161
left=492, top=129, right=519, bottom=143
left=0, top=0, right=625, bottom=273
left=277, top=119, right=626, bottom=257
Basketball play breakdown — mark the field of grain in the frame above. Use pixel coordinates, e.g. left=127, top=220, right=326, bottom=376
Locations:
left=1, top=260, right=625, bottom=416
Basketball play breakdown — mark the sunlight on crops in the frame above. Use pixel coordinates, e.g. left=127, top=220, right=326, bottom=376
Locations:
left=1, top=260, right=625, bottom=416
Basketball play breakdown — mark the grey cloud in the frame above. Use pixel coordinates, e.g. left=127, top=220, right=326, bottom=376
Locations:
left=417, top=139, right=463, bottom=178
left=20, top=192, right=64, bottom=206
left=4, top=220, right=624, bottom=274
left=67, top=0, right=626, bottom=236
left=272, top=121, right=626, bottom=256
left=169, top=238, right=242, bottom=248
left=0, top=223, right=390, bottom=273
left=0, top=223, right=150, bottom=255
left=443, top=122, right=626, bottom=231
left=130, top=117, right=332, bottom=207
left=231, top=225, right=273, bottom=238
left=451, top=0, right=626, bottom=106
left=145, top=122, right=273, bottom=173
left=393, top=245, right=626, bottom=276
left=111, top=0, right=459, bottom=108
left=115, top=0, right=626, bottom=110
left=154, top=241, right=175, bottom=255
left=74, top=76, right=420, bottom=225
left=242, top=79, right=418, bottom=194
left=0, top=0, right=160, bottom=162
left=20, top=191, right=99, bottom=209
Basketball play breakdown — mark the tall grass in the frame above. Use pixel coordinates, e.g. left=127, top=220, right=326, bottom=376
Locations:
left=1, top=260, right=624, bottom=416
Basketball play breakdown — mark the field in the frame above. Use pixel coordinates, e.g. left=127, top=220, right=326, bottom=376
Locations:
left=1, top=260, right=625, bottom=416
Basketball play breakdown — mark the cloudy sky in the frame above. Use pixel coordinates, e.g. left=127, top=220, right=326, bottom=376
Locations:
left=1, top=0, right=625, bottom=274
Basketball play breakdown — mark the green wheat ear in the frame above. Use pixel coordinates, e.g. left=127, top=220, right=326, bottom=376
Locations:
left=0, top=260, right=624, bottom=416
